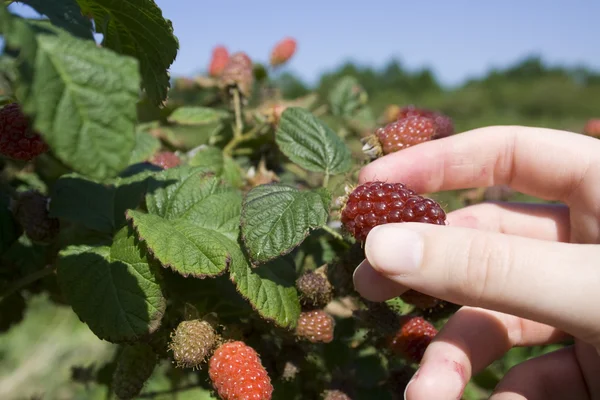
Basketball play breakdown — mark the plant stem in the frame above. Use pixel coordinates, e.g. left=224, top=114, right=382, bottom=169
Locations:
left=321, top=224, right=348, bottom=246
left=232, top=88, right=243, bottom=139
left=223, top=123, right=266, bottom=156
left=322, top=172, right=330, bottom=188
left=0, top=264, right=57, bottom=301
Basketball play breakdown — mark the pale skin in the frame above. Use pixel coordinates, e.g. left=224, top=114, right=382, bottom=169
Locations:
left=352, top=126, right=600, bottom=400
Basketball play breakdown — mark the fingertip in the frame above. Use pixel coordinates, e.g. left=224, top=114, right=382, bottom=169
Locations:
left=353, top=260, right=408, bottom=301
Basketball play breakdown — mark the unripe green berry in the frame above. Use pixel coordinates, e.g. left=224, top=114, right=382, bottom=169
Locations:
left=168, top=319, right=218, bottom=369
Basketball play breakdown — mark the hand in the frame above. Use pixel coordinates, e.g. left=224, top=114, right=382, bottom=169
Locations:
left=353, top=126, right=600, bottom=400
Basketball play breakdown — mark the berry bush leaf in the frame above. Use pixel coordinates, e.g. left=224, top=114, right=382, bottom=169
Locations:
left=145, top=166, right=242, bottom=240
left=127, top=210, right=234, bottom=278
left=50, top=171, right=157, bottom=234
left=19, top=0, right=94, bottom=40
left=167, top=106, right=230, bottom=126
left=76, top=0, right=179, bottom=105
left=275, top=107, right=352, bottom=175
left=129, top=125, right=161, bottom=165
left=188, top=146, right=243, bottom=188
left=57, top=226, right=166, bottom=343
left=328, top=75, right=367, bottom=118
left=0, top=8, right=139, bottom=180
left=241, top=183, right=331, bottom=264
left=229, top=253, right=301, bottom=329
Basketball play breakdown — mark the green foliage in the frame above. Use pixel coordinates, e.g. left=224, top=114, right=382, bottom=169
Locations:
left=0, top=3, right=596, bottom=399
left=76, top=0, right=179, bottom=106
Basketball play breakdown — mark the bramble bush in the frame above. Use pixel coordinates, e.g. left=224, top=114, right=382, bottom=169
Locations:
left=0, top=2, right=592, bottom=399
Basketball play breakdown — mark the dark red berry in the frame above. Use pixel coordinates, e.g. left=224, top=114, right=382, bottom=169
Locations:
left=340, top=182, right=446, bottom=242
left=388, top=316, right=437, bottom=363
left=0, top=103, right=49, bottom=161
left=375, top=116, right=437, bottom=154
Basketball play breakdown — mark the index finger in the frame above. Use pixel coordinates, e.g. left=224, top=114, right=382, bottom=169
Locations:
left=358, top=126, right=599, bottom=205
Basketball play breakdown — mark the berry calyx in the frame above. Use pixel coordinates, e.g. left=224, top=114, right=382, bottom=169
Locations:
left=270, top=37, right=297, bottom=67
left=0, top=103, right=49, bottom=161
left=11, top=190, right=59, bottom=244
left=208, top=46, right=230, bottom=77
left=295, top=310, right=335, bottom=343
left=339, top=181, right=446, bottom=242
left=149, top=151, right=181, bottom=169
left=208, top=341, right=273, bottom=400
left=363, top=116, right=436, bottom=159
left=296, top=269, right=333, bottom=309
left=388, top=316, right=437, bottom=363
left=168, top=319, right=218, bottom=369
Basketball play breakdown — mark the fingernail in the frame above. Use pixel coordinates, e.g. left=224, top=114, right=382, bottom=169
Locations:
left=365, top=225, right=424, bottom=276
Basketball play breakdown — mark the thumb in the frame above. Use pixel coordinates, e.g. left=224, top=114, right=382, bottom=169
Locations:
left=354, top=222, right=600, bottom=345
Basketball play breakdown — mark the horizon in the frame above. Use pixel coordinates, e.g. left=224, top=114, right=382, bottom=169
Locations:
left=6, top=1, right=600, bottom=88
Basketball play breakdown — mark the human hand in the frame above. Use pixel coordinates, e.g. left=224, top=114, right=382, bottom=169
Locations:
left=353, top=126, right=600, bottom=400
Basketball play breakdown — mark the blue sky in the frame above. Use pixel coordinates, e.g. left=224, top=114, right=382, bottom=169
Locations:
left=8, top=1, right=600, bottom=87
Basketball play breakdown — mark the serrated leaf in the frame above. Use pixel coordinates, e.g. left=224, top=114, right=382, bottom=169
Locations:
left=188, top=146, right=243, bottom=188
left=19, top=0, right=94, bottom=40
left=241, top=183, right=330, bottom=264
left=229, top=253, right=301, bottom=329
left=168, top=106, right=229, bottom=126
left=77, top=0, right=179, bottom=105
left=49, top=170, right=157, bottom=234
left=0, top=9, right=139, bottom=180
left=145, top=167, right=241, bottom=239
left=128, top=125, right=161, bottom=165
left=127, top=210, right=234, bottom=278
left=57, top=226, right=166, bottom=342
left=275, top=107, right=352, bottom=175
left=328, top=75, right=368, bottom=118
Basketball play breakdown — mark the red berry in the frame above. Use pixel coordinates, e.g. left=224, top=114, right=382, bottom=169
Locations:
left=208, top=341, right=273, bottom=400
left=270, top=37, right=297, bottom=67
left=397, top=105, right=454, bottom=139
left=209, top=46, right=230, bottom=77
left=11, top=190, right=59, bottom=244
left=584, top=118, right=600, bottom=137
left=0, top=103, right=49, bottom=161
left=388, top=316, right=437, bottom=363
left=340, top=181, right=446, bottom=242
left=149, top=151, right=180, bottom=169
left=375, top=116, right=436, bottom=154
left=295, top=310, right=335, bottom=343
left=219, top=52, right=255, bottom=99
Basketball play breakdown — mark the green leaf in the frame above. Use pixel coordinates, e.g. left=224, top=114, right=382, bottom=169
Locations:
left=328, top=75, right=368, bottom=118
left=77, top=0, right=179, bottom=105
left=19, top=0, right=94, bottom=40
left=57, top=226, right=166, bottom=342
left=188, top=146, right=244, bottom=188
left=168, top=106, right=229, bottom=126
left=49, top=171, right=156, bottom=234
left=127, top=210, right=234, bottom=278
left=241, top=183, right=330, bottom=264
left=145, top=167, right=241, bottom=239
left=0, top=9, right=140, bottom=180
left=229, top=253, right=301, bottom=329
left=128, top=124, right=161, bottom=165
left=275, top=107, right=352, bottom=175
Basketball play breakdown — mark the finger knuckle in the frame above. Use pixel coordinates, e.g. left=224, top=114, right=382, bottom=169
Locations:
left=450, top=234, right=512, bottom=308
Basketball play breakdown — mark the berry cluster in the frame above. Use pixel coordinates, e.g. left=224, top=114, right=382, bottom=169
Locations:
left=340, top=181, right=446, bottom=242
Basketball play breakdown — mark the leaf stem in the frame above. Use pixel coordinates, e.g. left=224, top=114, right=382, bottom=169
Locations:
left=322, top=172, right=330, bottom=188
left=0, top=264, right=57, bottom=301
left=223, top=122, right=266, bottom=156
left=232, top=88, right=244, bottom=139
